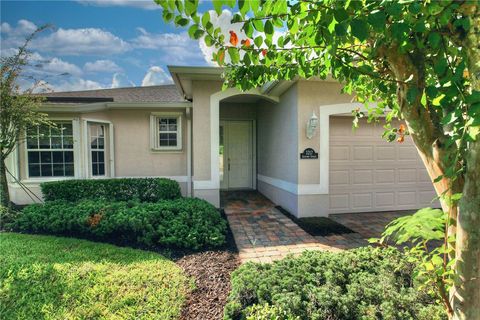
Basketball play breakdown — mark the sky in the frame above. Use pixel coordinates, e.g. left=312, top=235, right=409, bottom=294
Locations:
left=0, top=0, right=238, bottom=92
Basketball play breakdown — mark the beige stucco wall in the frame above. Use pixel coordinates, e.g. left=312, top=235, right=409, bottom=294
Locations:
left=257, top=83, right=298, bottom=183
left=220, top=102, right=257, bottom=120
left=191, top=80, right=223, bottom=181
left=9, top=107, right=189, bottom=204
left=297, top=80, right=352, bottom=185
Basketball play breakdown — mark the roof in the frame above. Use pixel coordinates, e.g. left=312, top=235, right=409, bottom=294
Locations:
left=38, top=84, right=185, bottom=104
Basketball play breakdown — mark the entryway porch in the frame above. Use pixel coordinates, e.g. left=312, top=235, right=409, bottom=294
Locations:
left=221, top=191, right=411, bottom=263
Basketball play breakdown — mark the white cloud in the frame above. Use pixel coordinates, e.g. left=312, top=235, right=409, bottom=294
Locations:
left=39, top=57, right=83, bottom=76
left=32, top=27, right=130, bottom=55
left=199, top=10, right=246, bottom=66
left=111, top=72, right=135, bottom=88
left=131, top=28, right=203, bottom=65
left=52, top=78, right=104, bottom=92
left=1, top=22, right=12, bottom=33
left=76, top=0, right=159, bottom=10
left=141, top=66, right=172, bottom=86
left=84, top=59, right=122, bottom=73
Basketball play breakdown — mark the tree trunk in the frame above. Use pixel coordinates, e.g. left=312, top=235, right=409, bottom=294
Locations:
left=0, top=156, right=11, bottom=208
left=451, top=4, right=480, bottom=319
left=452, top=139, right=480, bottom=320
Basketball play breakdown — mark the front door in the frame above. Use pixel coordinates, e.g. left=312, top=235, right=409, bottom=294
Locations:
left=220, top=120, right=253, bottom=190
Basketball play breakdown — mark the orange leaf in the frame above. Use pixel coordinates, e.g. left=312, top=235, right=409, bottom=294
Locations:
left=229, top=31, right=238, bottom=46
left=398, top=124, right=406, bottom=134
left=261, top=49, right=267, bottom=57
left=397, top=135, right=405, bottom=143
left=241, top=39, right=251, bottom=47
left=218, top=50, right=225, bottom=65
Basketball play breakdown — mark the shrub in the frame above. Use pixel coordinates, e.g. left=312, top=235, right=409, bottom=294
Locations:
left=41, top=177, right=181, bottom=202
left=12, top=198, right=226, bottom=249
left=224, top=247, right=446, bottom=320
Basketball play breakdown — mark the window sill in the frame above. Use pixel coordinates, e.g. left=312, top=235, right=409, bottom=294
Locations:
left=150, top=148, right=184, bottom=154
left=19, top=177, right=77, bottom=184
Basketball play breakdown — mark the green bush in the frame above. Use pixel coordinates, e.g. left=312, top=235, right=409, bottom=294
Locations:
left=224, top=247, right=446, bottom=320
left=12, top=198, right=226, bottom=249
left=41, top=177, right=181, bottom=202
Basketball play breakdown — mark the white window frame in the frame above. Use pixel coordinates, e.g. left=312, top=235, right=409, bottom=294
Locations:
left=24, top=118, right=79, bottom=180
left=150, top=112, right=183, bottom=151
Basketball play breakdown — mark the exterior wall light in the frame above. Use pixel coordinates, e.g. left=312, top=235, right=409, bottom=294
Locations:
left=306, top=111, right=318, bottom=139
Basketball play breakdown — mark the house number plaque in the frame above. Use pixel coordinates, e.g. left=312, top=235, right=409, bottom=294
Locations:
left=300, top=148, right=318, bottom=159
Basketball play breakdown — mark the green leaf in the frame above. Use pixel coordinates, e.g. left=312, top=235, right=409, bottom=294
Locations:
left=367, top=11, right=386, bottom=32
left=201, top=11, right=210, bottom=28
left=254, top=36, right=263, bottom=47
left=253, top=19, right=264, bottom=32
left=213, top=0, right=222, bottom=14
left=432, top=94, right=445, bottom=106
left=350, top=19, right=369, bottom=42
left=421, top=90, right=427, bottom=106
left=334, top=23, right=347, bottom=37
left=244, top=21, right=254, bottom=38
left=406, top=87, right=419, bottom=105
left=175, top=16, right=190, bottom=27
left=184, top=0, right=197, bottom=16
left=238, top=0, right=249, bottom=15
left=264, top=20, right=274, bottom=36
left=334, top=8, right=349, bottom=22
left=228, top=47, right=240, bottom=63
left=428, top=32, right=441, bottom=49
left=188, top=24, right=198, bottom=38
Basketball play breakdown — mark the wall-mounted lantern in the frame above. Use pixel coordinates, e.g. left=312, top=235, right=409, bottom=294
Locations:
left=306, top=111, right=318, bottom=139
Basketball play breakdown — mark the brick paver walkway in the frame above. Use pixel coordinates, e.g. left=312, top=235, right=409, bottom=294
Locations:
left=223, top=191, right=412, bottom=263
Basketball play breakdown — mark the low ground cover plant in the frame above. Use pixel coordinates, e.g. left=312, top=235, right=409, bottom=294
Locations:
left=41, top=177, right=181, bottom=202
left=12, top=198, right=226, bottom=249
left=225, top=247, right=446, bottom=320
left=0, top=232, right=191, bottom=319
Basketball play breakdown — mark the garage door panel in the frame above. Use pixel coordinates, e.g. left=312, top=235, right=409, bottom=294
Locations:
left=353, top=146, right=374, bottom=160
left=329, top=116, right=439, bottom=214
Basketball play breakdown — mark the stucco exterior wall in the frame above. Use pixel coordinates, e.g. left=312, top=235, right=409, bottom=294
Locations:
left=257, top=83, right=298, bottom=184
left=8, top=107, right=189, bottom=204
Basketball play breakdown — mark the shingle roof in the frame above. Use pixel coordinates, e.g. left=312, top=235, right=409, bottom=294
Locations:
left=39, top=84, right=185, bottom=103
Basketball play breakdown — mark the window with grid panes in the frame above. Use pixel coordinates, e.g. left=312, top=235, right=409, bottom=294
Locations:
left=26, top=122, right=74, bottom=177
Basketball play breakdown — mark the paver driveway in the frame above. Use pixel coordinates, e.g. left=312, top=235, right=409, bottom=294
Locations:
left=222, top=191, right=413, bottom=263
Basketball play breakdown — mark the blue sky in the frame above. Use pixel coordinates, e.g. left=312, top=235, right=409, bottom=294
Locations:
left=0, top=0, right=232, bottom=92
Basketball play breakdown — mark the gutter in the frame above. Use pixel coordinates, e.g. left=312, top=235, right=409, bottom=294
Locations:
left=40, top=101, right=192, bottom=113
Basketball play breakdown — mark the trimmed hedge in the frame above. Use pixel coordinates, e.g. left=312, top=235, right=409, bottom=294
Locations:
left=12, top=198, right=226, bottom=249
left=41, top=177, right=181, bottom=202
left=225, top=247, right=446, bottom=320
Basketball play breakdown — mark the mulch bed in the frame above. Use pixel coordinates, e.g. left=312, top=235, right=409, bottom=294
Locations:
left=174, top=210, right=240, bottom=320
left=276, top=206, right=356, bottom=236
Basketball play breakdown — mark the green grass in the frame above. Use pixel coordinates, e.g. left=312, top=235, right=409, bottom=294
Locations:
left=0, top=232, right=191, bottom=320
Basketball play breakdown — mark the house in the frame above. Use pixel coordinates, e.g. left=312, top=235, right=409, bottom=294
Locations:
left=6, top=66, right=438, bottom=217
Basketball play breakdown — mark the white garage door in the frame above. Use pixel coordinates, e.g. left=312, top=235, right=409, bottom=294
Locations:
left=329, top=116, right=438, bottom=214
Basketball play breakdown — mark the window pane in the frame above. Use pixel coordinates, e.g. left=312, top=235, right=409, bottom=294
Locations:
left=91, top=138, right=98, bottom=149
left=159, top=140, right=168, bottom=146
left=92, top=164, right=98, bottom=176
left=41, top=164, right=52, bottom=176
left=28, top=164, right=40, bottom=177
left=63, top=136, right=73, bottom=149
left=52, top=152, right=64, bottom=163
left=28, top=152, right=40, bottom=164
left=168, top=133, right=177, bottom=140
left=98, top=163, right=105, bottom=175
left=39, top=137, right=50, bottom=149
left=27, top=136, right=38, bottom=149
left=92, top=151, right=98, bottom=162
left=39, top=125, right=50, bottom=137
left=53, top=164, right=64, bottom=176
left=64, top=151, right=74, bottom=163
left=169, top=118, right=177, bottom=125
left=41, top=151, right=52, bottom=163
left=168, top=124, right=177, bottom=131
left=97, top=138, right=104, bottom=149
left=63, top=124, right=73, bottom=136
left=98, top=151, right=104, bottom=162
left=159, top=133, right=168, bottom=140
left=169, top=139, right=177, bottom=146
left=51, top=126, right=62, bottom=136
left=51, top=136, right=62, bottom=149
left=27, top=126, right=38, bottom=136
left=64, top=164, right=74, bottom=176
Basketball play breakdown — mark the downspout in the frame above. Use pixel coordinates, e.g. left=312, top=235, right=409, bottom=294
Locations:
left=186, top=107, right=192, bottom=197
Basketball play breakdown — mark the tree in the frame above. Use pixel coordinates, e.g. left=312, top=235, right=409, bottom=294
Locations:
left=0, top=27, right=50, bottom=209
left=159, top=0, right=479, bottom=318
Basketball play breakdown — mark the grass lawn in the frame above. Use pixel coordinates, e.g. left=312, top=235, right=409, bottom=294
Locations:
left=0, top=232, right=192, bottom=320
